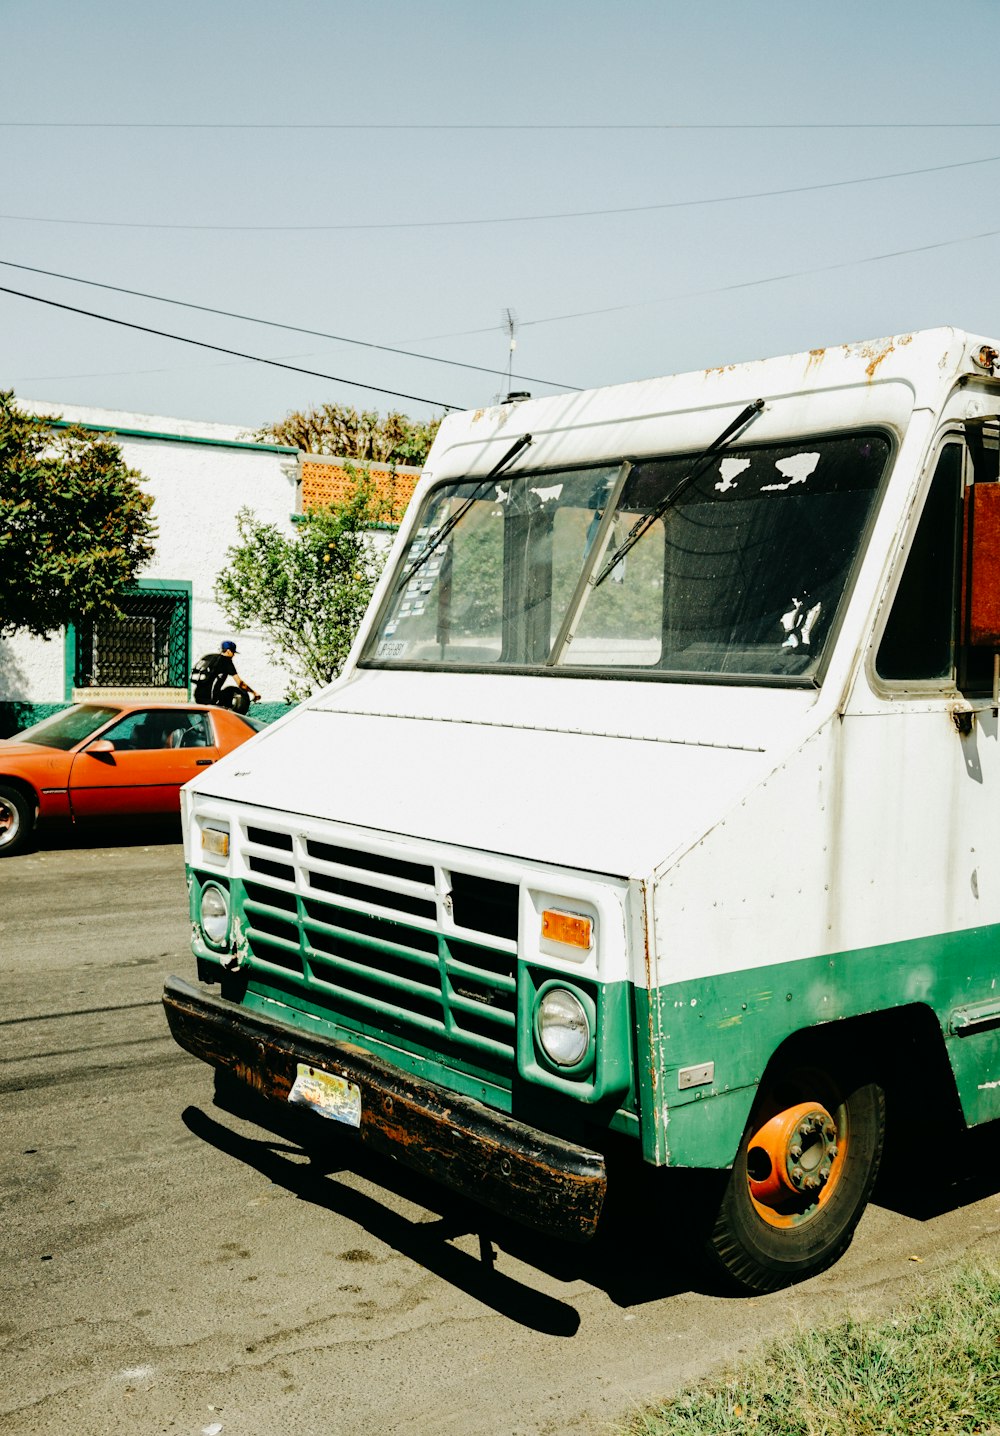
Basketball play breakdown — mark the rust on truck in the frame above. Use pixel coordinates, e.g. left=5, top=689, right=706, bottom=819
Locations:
left=163, top=976, right=607, bottom=1242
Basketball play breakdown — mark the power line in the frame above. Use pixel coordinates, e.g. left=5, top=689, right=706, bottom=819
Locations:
left=11, top=350, right=345, bottom=385
left=8, top=228, right=1000, bottom=402
left=0, top=259, right=579, bottom=391
left=0, top=283, right=461, bottom=410
left=1, top=153, right=996, bottom=233
left=420, top=225, right=1000, bottom=339
left=4, top=120, right=1000, bottom=130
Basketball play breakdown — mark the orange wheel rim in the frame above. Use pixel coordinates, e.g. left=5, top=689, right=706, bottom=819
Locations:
left=746, top=1098, right=848, bottom=1229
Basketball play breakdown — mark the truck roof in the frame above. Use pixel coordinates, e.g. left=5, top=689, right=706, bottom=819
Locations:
left=428, top=327, right=995, bottom=479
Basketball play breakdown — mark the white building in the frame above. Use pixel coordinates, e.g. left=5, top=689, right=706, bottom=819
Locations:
left=0, top=401, right=300, bottom=732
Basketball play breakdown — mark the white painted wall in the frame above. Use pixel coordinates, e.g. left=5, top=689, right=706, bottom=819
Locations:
left=0, top=401, right=300, bottom=704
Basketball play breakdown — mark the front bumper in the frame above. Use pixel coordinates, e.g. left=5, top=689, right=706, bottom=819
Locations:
left=163, top=976, right=607, bottom=1241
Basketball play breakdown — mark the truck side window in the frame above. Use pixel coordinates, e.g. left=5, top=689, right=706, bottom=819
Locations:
left=876, top=443, right=963, bottom=682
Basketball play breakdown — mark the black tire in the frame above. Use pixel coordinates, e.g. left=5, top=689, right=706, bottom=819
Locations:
left=215, top=689, right=250, bottom=715
left=706, top=1064, right=885, bottom=1294
left=0, top=783, right=33, bottom=858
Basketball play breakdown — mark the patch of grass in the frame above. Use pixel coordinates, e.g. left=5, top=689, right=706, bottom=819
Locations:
left=620, top=1257, right=1000, bottom=1436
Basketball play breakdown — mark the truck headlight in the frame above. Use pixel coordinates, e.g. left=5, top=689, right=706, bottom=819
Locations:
left=536, top=986, right=590, bottom=1067
left=200, top=884, right=230, bottom=948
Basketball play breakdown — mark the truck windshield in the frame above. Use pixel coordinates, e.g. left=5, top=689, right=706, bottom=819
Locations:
left=362, top=430, right=891, bottom=682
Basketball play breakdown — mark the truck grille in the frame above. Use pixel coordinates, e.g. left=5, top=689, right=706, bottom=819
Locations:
left=236, top=821, right=519, bottom=1080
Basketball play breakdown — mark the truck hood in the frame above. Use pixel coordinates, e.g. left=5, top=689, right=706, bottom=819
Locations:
left=191, top=671, right=820, bottom=878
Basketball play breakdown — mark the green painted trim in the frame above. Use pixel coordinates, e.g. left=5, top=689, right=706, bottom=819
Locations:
left=40, top=416, right=298, bottom=456
left=246, top=982, right=514, bottom=1110
left=194, top=872, right=516, bottom=1110
left=653, top=923, right=1000, bottom=1167
left=607, top=1108, right=640, bottom=1138
left=67, top=578, right=193, bottom=695
left=63, top=624, right=76, bottom=702
left=188, top=869, right=638, bottom=1134
left=516, top=963, right=633, bottom=1109
left=133, top=577, right=194, bottom=592
left=661, top=1084, right=757, bottom=1170
left=139, top=577, right=195, bottom=692
left=176, top=863, right=1000, bottom=1175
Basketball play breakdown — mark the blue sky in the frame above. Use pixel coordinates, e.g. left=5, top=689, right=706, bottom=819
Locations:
left=3, top=0, right=1000, bottom=428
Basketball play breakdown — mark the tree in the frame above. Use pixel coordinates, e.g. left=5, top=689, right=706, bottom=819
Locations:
left=215, top=468, right=393, bottom=702
left=253, top=402, right=441, bottom=466
left=0, top=391, right=157, bottom=640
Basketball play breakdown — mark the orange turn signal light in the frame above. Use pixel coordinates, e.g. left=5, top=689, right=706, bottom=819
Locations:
left=541, top=908, right=592, bottom=950
left=201, top=827, right=230, bottom=858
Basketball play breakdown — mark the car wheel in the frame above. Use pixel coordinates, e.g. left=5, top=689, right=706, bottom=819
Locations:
left=706, top=1061, right=885, bottom=1294
left=0, top=783, right=33, bottom=857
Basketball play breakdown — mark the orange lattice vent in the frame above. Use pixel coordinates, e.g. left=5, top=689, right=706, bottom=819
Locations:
left=300, top=458, right=421, bottom=522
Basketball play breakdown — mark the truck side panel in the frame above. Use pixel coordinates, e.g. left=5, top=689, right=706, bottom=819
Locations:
left=650, top=710, right=1000, bottom=1165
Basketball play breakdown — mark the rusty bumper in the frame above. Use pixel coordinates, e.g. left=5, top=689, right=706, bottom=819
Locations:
left=163, top=976, right=607, bottom=1242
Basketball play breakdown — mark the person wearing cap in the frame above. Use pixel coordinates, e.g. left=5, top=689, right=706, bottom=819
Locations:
left=215, top=639, right=261, bottom=713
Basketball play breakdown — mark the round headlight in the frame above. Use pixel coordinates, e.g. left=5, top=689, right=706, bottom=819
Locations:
left=537, top=986, right=590, bottom=1067
left=200, top=884, right=229, bottom=947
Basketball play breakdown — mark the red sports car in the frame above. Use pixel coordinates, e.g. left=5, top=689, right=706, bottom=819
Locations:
left=0, top=702, right=261, bottom=857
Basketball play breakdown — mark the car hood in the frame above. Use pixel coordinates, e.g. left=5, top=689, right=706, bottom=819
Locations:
left=191, top=672, right=820, bottom=878
left=0, top=741, right=59, bottom=761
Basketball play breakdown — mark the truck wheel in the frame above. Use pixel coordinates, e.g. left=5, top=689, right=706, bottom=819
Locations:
left=0, top=784, right=32, bottom=857
left=707, top=1064, right=885, bottom=1293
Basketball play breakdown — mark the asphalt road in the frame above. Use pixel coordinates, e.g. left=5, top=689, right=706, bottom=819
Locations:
left=2, top=834, right=998, bottom=1436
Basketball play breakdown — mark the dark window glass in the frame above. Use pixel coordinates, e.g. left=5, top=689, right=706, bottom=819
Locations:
left=15, top=704, right=122, bottom=750
left=363, top=432, right=891, bottom=684
left=876, top=445, right=963, bottom=681
left=74, top=588, right=189, bottom=690
left=162, top=712, right=212, bottom=748
left=100, top=710, right=200, bottom=751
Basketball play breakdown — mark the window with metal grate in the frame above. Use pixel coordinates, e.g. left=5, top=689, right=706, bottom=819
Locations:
left=75, top=586, right=190, bottom=689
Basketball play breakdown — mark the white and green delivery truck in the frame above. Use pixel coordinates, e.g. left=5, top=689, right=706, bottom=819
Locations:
left=164, top=328, right=1000, bottom=1292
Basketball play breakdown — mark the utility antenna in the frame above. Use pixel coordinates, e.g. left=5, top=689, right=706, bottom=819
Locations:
left=502, top=306, right=518, bottom=400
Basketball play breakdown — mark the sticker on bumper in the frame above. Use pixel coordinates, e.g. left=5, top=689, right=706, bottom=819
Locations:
left=288, top=1063, right=362, bottom=1127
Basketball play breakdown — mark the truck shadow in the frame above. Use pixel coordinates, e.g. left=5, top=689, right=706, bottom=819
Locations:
left=874, top=1117, right=1000, bottom=1220
left=181, top=1096, right=1000, bottom=1330
left=182, top=1101, right=584, bottom=1334
left=183, top=1096, right=722, bottom=1328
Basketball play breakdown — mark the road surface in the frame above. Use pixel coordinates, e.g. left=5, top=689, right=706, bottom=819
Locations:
left=2, top=834, right=998, bottom=1435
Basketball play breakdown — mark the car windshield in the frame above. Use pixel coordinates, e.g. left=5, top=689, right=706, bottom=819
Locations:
left=361, top=430, right=892, bottom=683
left=12, top=705, right=122, bottom=751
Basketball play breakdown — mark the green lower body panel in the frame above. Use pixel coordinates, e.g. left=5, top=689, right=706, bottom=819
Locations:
left=645, top=923, right=1000, bottom=1169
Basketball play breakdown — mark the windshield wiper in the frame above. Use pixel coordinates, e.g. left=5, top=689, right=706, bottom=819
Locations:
left=396, top=432, right=533, bottom=590
left=591, top=398, right=765, bottom=588
left=545, top=458, right=634, bottom=666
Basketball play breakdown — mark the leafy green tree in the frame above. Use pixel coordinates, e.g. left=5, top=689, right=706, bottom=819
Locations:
left=254, top=402, right=441, bottom=465
left=0, top=390, right=157, bottom=640
left=215, top=469, right=393, bottom=702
